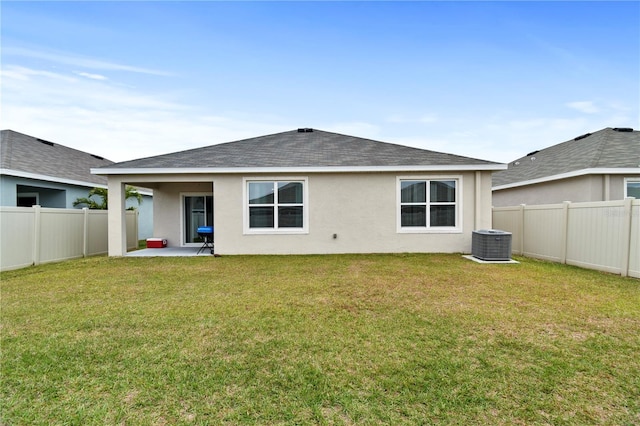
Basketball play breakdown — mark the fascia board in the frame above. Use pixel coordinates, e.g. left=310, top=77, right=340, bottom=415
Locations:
left=492, top=168, right=640, bottom=191
left=1, top=168, right=109, bottom=189
left=1, top=168, right=153, bottom=196
left=92, top=163, right=507, bottom=175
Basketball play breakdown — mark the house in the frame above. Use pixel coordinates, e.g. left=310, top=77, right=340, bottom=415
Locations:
left=492, top=127, right=640, bottom=207
left=0, top=130, right=153, bottom=239
left=94, top=128, right=506, bottom=256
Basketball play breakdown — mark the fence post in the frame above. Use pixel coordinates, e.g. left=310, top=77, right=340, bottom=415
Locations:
left=83, top=208, right=89, bottom=258
left=519, top=204, right=526, bottom=255
left=32, top=205, right=41, bottom=266
left=620, top=197, right=633, bottom=277
left=560, top=201, right=571, bottom=264
left=135, top=210, right=139, bottom=248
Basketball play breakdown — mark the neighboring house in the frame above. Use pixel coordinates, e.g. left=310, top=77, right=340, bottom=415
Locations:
left=0, top=129, right=153, bottom=239
left=94, top=128, right=506, bottom=256
left=492, top=127, right=640, bottom=207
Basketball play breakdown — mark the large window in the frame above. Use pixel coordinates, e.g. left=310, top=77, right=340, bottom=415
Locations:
left=626, top=178, right=640, bottom=199
left=245, top=179, right=307, bottom=233
left=398, top=178, right=459, bottom=231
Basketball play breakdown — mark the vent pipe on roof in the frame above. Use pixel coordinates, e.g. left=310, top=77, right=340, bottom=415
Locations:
left=574, top=133, right=591, bottom=141
left=37, top=138, right=54, bottom=146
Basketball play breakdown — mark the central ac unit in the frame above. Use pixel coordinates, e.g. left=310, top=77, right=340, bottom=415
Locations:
left=472, top=229, right=512, bottom=261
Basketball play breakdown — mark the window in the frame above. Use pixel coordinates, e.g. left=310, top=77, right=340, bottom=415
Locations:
left=245, top=179, right=307, bottom=233
left=625, top=178, right=640, bottom=199
left=398, top=178, right=460, bottom=232
left=17, top=193, right=38, bottom=207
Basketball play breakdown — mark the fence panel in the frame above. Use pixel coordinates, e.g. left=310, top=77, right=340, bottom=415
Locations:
left=126, top=210, right=139, bottom=250
left=39, top=208, right=86, bottom=264
left=87, top=210, right=109, bottom=256
left=493, top=199, right=639, bottom=278
left=522, top=204, right=565, bottom=262
left=0, top=206, right=138, bottom=271
left=565, top=202, right=626, bottom=274
left=491, top=206, right=523, bottom=254
left=0, top=207, right=36, bottom=271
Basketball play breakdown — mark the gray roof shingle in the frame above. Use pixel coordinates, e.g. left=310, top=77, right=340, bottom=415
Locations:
left=1, top=130, right=113, bottom=186
left=100, top=129, right=502, bottom=170
left=492, top=128, right=640, bottom=187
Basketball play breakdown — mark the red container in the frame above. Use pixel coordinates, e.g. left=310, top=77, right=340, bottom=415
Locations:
left=146, top=238, right=167, bottom=248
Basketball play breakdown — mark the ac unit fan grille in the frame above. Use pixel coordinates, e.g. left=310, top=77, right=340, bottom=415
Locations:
left=472, top=230, right=512, bottom=261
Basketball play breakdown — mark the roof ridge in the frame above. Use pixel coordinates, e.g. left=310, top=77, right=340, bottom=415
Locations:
left=589, top=128, right=610, bottom=168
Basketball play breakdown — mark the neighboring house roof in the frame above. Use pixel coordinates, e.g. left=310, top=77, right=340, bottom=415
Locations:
left=1, top=129, right=113, bottom=187
left=95, top=128, right=505, bottom=174
left=492, top=127, right=640, bottom=189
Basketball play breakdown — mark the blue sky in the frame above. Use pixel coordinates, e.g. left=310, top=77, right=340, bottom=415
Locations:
left=2, top=1, right=638, bottom=163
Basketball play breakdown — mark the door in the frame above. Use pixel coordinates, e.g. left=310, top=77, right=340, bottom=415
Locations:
left=183, top=195, right=213, bottom=245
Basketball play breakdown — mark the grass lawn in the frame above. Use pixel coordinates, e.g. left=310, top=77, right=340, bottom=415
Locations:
left=2, top=254, right=639, bottom=425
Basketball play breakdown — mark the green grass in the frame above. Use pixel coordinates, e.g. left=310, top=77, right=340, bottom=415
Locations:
left=2, top=254, right=639, bottom=425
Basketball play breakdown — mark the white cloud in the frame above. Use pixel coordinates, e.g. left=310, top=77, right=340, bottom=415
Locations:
left=3, top=46, right=172, bottom=76
left=1, top=64, right=291, bottom=161
left=566, top=101, right=599, bottom=114
left=1, top=65, right=76, bottom=82
left=74, top=71, right=108, bottom=81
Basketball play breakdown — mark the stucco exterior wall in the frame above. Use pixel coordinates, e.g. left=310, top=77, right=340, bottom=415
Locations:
left=493, top=174, right=640, bottom=207
left=111, top=170, right=492, bottom=255
left=492, top=175, right=602, bottom=207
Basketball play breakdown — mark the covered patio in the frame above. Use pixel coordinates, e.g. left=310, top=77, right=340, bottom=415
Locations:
left=126, top=246, right=215, bottom=257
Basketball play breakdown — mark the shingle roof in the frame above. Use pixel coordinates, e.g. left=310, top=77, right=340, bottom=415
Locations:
left=0, top=130, right=113, bottom=186
left=492, top=128, right=640, bottom=187
left=100, top=128, right=502, bottom=170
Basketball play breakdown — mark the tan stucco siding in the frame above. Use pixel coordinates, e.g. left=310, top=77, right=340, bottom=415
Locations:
left=492, top=175, right=603, bottom=207
left=107, top=171, right=492, bottom=255
left=215, top=171, right=486, bottom=254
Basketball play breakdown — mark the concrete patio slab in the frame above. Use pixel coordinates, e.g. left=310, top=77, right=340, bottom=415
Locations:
left=126, top=247, right=213, bottom=257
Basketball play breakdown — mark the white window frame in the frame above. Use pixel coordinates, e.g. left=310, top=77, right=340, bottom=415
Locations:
left=624, top=177, right=640, bottom=199
left=243, top=177, right=309, bottom=235
left=396, top=175, right=462, bottom=234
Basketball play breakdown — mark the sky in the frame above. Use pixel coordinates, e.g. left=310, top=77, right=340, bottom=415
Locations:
left=1, top=1, right=639, bottom=164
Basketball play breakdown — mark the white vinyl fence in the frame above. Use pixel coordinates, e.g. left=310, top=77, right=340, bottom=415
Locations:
left=493, top=199, right=639, bottom=278
left=1, top=206, right=138, bottom=271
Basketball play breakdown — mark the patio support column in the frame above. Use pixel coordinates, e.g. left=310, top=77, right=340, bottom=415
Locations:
left=108, top=179, right=127, bottom=256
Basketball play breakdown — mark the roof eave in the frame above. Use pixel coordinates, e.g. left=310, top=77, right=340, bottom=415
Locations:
left=93, top=164, right=508, bottom=176
left=492, top=167, right=640, bottom=191
left=1, top=168, right=108, bottom=189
